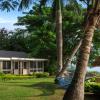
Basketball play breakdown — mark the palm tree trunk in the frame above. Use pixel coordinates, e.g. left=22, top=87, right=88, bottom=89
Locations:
left=56, top=0, right=63, bottom=73
left=57, top=39, right=82, bottom=77
left=63, top=13, right=99, bottom=100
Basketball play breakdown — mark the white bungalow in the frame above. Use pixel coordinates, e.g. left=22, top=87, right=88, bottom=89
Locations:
left=0, top=50, right=48, bottom=75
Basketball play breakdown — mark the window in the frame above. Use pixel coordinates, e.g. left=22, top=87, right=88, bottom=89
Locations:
left=30, top=61, right=33, bottom=68
left=3, top=61, right=11, bottom=69
left=7, top=61, right=11, bottom=69
left=3, top=61, right=6, bottom=69
left=30, top=61, right=36, bottom=68
left=33, top=62, right=36, bottom=68
left=44, top=61, right=47, bottom=67
left=24, top=62, right=27, bottom=69
left=29, top=61, right=44, bottom=72
left=38, top=61, right=43, bottom=68
left=15, top=62, right=18, bottom=69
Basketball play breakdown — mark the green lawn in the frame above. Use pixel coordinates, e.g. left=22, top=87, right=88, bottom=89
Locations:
left=0, top=78, right=65, bottom=100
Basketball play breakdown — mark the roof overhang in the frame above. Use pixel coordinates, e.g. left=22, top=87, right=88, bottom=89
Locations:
left=0, top=57, right=48, bottom=61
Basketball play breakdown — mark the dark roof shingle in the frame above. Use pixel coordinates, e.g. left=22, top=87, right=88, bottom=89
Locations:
left=0, top=50, right=27, bottom=58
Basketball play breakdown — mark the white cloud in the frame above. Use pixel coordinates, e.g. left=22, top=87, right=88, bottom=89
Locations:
left=0, top=17, right=16, bottom=24
left=0, top=17, right=25, bottom=30
left=0, top=23, right=25, bottom=30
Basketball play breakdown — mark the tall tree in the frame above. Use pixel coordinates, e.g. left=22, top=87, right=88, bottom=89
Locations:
left=57, top=39, right=82, bottom=77
left=40, top=0, right=80, bottom=76
left=0, top=28, right=10, bottom=50
left=16, top=1, right=83, bottom=76
left=55, top=0, right=63, bottom=73
left=18, top=0, right=63, bottom=74
left=63, top=0, right=100, bottom=100
left=9, top=29, right=28, bottom=52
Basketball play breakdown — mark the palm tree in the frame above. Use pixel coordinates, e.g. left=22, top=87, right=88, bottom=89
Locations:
left=41, top=0, right=80, bottom=76
left=63, top=0, right=100, bottom=100
left=18, top=0, right=63, bottom=74
left=18, top=0, right=80, bottom=76
left=0, top=0, right=18, bottom=11
left=57, top=39, right=82, bottom=77
left=55, top=0, right=63, bottom=73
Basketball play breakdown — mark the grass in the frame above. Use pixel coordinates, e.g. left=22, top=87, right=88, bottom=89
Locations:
left=0, top=78, right=65, bottom=100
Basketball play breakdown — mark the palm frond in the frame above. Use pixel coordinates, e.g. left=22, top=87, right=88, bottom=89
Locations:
left=68, top=0, right=81, bottom=14
left=39, top=0, right=48, bottom=7
left=0, top=0, right=18, bottom=12
left=18, top=0, right=33, bottom=11
left=38, top=0, right=47, bottom=13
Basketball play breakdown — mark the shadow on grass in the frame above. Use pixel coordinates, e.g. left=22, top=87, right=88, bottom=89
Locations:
left=21, top=82, right=62, bottom=96
left=0, top=80, right=63, bottom=97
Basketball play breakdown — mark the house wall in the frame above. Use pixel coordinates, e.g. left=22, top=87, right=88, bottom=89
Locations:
left=14, top=69, right=19, bottom=75
left=0, top=60, right=45, bottom=75
left=23, top=69, right=28, bottom=75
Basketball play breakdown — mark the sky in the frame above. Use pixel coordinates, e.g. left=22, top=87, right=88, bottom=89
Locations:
left=0, top=9, right=26, bottom=30
left=0, top=1, right=39, bottom=31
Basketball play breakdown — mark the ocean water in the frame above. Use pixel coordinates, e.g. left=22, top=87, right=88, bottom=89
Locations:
left=87, top=67, right=100, bottom=72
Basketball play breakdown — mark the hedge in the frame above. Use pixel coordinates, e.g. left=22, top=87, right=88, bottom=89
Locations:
left=0, top=72, right=49, bottom=80
left=32, top=72, right=49, bottom=78
left=85, top=77, right=100, bottom=94
left=0, top=74, right=34, bottom=80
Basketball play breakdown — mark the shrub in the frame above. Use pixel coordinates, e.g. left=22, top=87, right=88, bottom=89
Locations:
left=91, top=83, right=100, bottom=94
left=32, top=72, right=37, bottom=78
left=86, top=77, right=96, bottom=82
left=86, top=77, right=100, bottom=83
left=85, top=82, right=93, bottom=92
left=0, top=74, right=34, bottom=80
left=0, top=72, right=4, bottom=76
left=0, top=72, right=49, bottom=80
left=48, top=66, right=57, bottom=75
left=85, top=78, right=100, bottom=94
left=32, top=72, right=49, bottom=78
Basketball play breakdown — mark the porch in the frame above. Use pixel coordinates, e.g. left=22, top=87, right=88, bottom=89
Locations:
left=0, top=57, right=48, bottom=75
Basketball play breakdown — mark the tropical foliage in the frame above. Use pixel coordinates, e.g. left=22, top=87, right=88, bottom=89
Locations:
left=0, top=0, right=18, bottom=11
left=0, top=0, right=100, bottom=100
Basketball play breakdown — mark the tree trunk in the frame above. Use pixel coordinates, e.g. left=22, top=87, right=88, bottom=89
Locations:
left=57, top=39, right=82, bottom=77
left=56, top=0, right=63, bottom=73
left=63, top=13, right=99, bottom=100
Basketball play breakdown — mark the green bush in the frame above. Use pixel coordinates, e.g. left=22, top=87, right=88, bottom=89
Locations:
left=32, top=72, right=37, bottom=78
left=85, top=78, right=100, bottom=94
left=32, top=72, right=49, bottom=78
left=0, top=72, right=4, bottom=76
left=86, top=77, right=96, bottom=82
left=48, top=66, right=57, bottom=75
left=85, top=82, right=93, bottom=92
left=0, top=72, right=49, bottom=80
left=86, top=77, right=100, bottom=83
left=0, top=74, right=34, bottom=80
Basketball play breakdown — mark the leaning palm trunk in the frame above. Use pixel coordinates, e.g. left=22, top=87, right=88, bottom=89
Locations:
left=63, top=8, right=100, bottom=100
left=56, top=0, right=63, bottom=73
left=57, top=39, right=82, bottom=77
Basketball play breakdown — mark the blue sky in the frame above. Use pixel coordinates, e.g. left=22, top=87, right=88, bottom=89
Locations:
left=0, top=1, right=39, bottom=31
left=0, top=9, right=26, bottom=30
